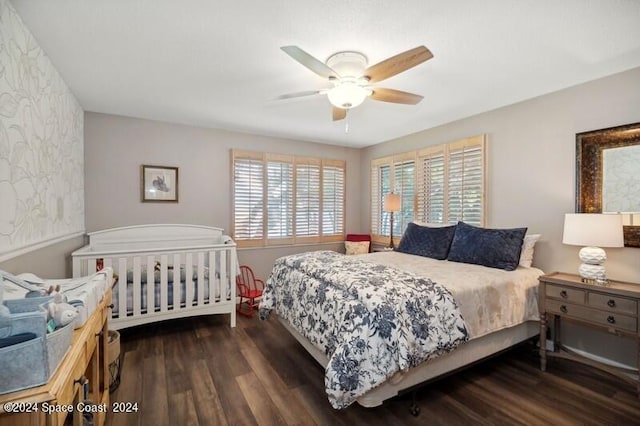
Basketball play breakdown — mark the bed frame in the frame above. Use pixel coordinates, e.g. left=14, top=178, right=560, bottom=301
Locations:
left=72, top=224, right=237, bottom=330
left=279, top=317, right=538, bottom=408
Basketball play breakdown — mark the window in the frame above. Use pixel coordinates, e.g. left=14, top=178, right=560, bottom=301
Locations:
left=232, top=150, right=345, bottom=247
left=371, top=135, right=486, bottom=244
left=370, top=152, right=416, bottom=241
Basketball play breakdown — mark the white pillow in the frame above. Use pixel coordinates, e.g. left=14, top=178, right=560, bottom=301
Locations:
left=345, top=241, right=370, bottom=255
left=411, top=221, right=451, bottom=228
left=519, top=234, right=541, bottom=268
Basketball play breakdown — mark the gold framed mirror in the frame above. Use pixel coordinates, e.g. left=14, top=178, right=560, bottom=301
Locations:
left=576, top=122, right=640, bottom=247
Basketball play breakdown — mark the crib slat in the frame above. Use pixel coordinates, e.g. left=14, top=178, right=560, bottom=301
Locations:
left=185, top=253, right=193, bottom=308
left=72, top=257, right=82, bottom=278
left=160, top=255, right=168, bottom=312
left=118, top=257, right=127, bottom=319
left=219, top=250, right=227, bottom=304
left=173, top=253, right=181, bottom=311
left=88, top=258, right=97, bottom=274
left=146, top=256, right=155, bottom=314
left=229, top=246, right=236, bottom=327
left=133, top=257, right=141, bottom=317
left=210, top=250, right=216, bottom=304
left=197, top=252, right=205, bottom=305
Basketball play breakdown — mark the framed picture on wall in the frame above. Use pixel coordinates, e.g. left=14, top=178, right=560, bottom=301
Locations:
left=141, top=165, right=179, bottom=202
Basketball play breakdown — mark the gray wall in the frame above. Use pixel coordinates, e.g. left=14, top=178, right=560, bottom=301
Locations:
left=361, top=66, right=640, bottom=282
left=360, top=66, right=640, bottom=366
left=0, top=236, right=85, bottom=278
left=84, top=112, right=362, bottom=279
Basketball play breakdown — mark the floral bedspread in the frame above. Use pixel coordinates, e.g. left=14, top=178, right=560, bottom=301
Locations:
left=259, top=251, right=468, bottom=409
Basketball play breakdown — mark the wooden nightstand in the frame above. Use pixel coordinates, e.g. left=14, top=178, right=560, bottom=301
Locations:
left=538, top=272, right=640, bottom=396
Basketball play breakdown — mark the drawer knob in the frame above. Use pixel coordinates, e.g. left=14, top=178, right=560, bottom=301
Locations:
left=108, top=303, right=114, bottom=309
left=560, top=290, right=568, bottom=299
left=560, top=305, right=568, bottom=313
left=607, top=299, right=616, bottom=308
left=607, top=316, right=616, bottom=324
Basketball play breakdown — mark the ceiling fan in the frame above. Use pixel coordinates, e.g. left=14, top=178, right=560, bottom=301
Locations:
left=278, top=45, right=433, bottom=121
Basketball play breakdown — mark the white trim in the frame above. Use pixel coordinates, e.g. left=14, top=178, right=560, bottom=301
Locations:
left=0, top=231, right=85, bottom=263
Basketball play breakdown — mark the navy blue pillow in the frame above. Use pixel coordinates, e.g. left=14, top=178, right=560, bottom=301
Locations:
left=396, top=222, right=457, bottom=260
left=447, top=222, right=527, bottom=271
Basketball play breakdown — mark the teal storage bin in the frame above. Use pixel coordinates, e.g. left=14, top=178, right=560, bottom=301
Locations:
left=0, top=297, right=73, bottom=394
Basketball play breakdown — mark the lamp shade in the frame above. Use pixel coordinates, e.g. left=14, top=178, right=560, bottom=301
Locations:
left=383, top=193, right=401, bottom=213
left=562, top=213, right=624, bottom=247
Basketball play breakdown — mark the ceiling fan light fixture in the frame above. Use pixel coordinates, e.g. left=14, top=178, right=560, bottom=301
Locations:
left=327, top=82, right=371, bottom=109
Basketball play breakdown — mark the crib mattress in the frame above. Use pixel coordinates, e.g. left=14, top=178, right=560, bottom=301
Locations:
left=111, top=278, right=232, bottom=316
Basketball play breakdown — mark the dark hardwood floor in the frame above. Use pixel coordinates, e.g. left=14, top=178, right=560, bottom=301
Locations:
left=108, top=314, right=640, bottom=426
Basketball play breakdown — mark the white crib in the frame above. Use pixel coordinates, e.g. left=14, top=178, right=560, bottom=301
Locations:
left=72, top=224, right=237, bottom=330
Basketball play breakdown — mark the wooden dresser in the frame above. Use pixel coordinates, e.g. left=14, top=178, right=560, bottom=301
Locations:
left=0, top=289, right=111, bottom=426
left=538, top=272, right=639, bottom=396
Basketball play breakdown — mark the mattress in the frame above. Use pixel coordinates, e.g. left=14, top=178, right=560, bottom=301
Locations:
left=354, top=251, right=543, bottom=338
left=111, top=277, right=214, bottom=316
left=111, top=263, right=236, bottom=316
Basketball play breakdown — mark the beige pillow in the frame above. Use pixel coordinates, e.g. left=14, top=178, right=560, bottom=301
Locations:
left=345, top=241, right=370, bottom=255
left=519, top=234, right=541, bottom=268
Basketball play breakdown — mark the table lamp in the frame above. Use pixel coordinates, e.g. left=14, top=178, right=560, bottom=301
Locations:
left=562, top=213, right=624, bottom=283
left=383, top=193, right=401, bottom=249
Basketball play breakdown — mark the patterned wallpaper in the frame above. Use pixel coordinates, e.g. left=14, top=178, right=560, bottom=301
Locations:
left=0, top=0, right=84, bottom=259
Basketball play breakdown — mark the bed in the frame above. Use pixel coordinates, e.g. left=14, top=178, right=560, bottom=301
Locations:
left=72, top=224, right=237, bottom=330
left=260, top=222, right=543, bottom=410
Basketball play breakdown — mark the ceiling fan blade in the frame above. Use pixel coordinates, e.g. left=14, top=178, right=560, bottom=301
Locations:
left=281, top=46, right=339, bottom=79
left=363, top=46, right=433, bottom=84
left=370, top=88, right=423, bottom=105
left=332, top=107, right=347, bottom=121
left=275, top=90, right=323, bottom=100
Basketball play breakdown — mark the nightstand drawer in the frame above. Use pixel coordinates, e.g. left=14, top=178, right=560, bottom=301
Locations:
left=588, top=292, right=637, bottom=316
left=546, top=299, right=637, bottom=332
left=546, top=284, right=585, bottom=304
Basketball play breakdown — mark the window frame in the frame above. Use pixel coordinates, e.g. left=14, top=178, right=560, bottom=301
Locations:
left=232, top=150, right=346, bottom=248
left=370, top=135, right=486, bottom=245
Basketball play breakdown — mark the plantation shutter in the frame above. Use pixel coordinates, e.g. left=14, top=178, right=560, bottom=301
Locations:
left=322, top=160, right=345, bottom=239
left=371, top=135, right=486, bottom=242
left=447, top=137, right=485, bottom=226
left=233, top=150, right=346, bottom=247
left=295, top=158, right=321, bottom=242
left=232, top=151, right=264, bottom=246
left=370, top=157, right=393, bottom=240
left=416, top=145, right=446, bottom=224
left=392, top=154, right=416, bottom=237
left=266, top=154, right=294, bottom=244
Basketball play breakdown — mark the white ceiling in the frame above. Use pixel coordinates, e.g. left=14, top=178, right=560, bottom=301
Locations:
left=11, top=0, right=640, bottom=148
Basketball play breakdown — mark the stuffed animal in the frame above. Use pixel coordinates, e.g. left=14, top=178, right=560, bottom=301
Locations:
left=46, top=285, right=78, bottom=329
left=46, top=285, right=67, bottom=303
left=48, top=303, right=78, bottom=329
